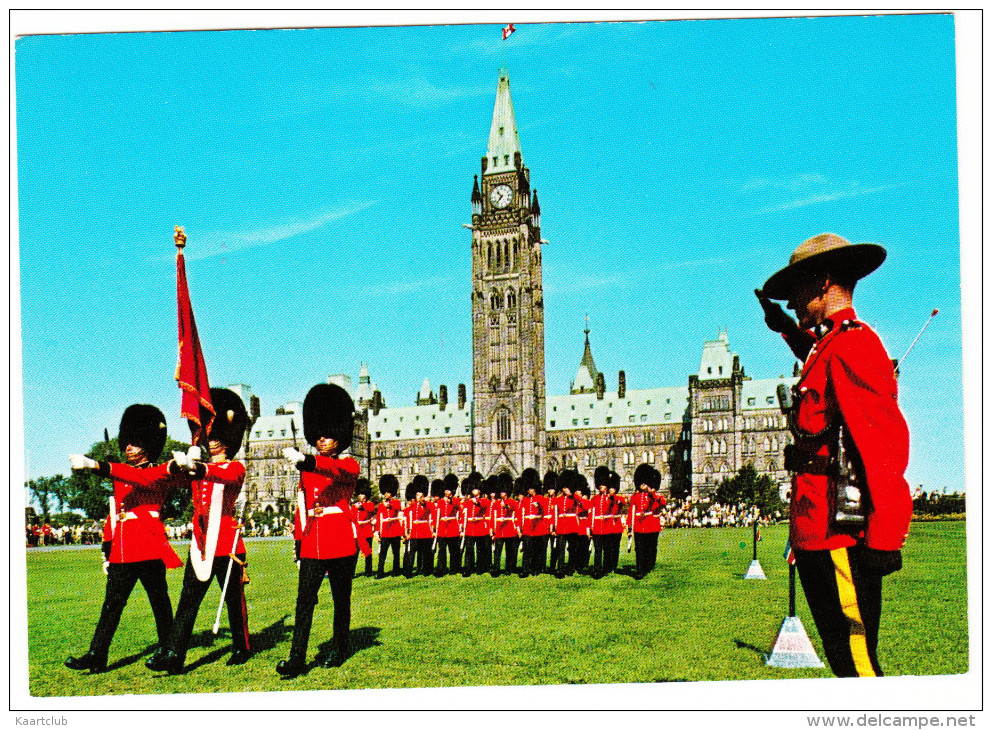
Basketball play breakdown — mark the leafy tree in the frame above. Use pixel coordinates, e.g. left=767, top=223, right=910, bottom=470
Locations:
left=25, top=475, right=70, bottom=522
left=62, top=436, right=191, bottom=520
left=715, top=463, right=783, bottom=517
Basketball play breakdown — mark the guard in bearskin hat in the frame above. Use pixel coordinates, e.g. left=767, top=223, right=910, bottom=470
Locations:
left=518, top=468, right=548, bottom=577
left=571, top=473, right=593, bottom=573
left=403, top=475, right=435, bottom=577
left=352, top=478, right=376, bottom=577
left=601, top=470, right=626, bottom=575
left=147, top=388, right=253, bottom=674
left=627, top=464, right=666, bottom=580
left=434, top=474, right=462, bottom=576
left=276, top=384, right=370, bottom=677
left=490, top=473, right=520, bottom=576
left=374, top=474, right=404, bottom=578
left=756, top=233, right=911, bottom=677
left=460, top=476, right=492, bottom=577
left=66, top=404, right=183, bottom=674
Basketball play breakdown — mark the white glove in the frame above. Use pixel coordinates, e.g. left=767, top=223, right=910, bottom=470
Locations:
left=187, top=446, right=202, bottom=463
left=172, top=451, right=189, bottom=469
left=102, top=559, right=110, bottom=575
left=282, top=447, right=305, bottom=466
left=69, top=454, right=98, bottom=471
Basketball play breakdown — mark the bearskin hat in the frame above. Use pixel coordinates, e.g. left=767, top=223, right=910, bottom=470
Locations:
left=576, top=473, right=590, bottom=496
left=543, top=469, right=558, bottom=494
left=634, top=463, right=654, bottom=489
left=208, top=388, right=249, bottom=459
left=302, top=383, right=355, bottom=451
left=379, top=473, right=399, bottom=497
left=462, top=471, right=482, bottom=496
left=593, top=465, right=611, bottom=488
left=405, top=481, right=418, bottom=501
left=430, top=479, right=445, bottom=498
left=411, top=474, right=430, bottom=498
left=609, top=470, right=621, bottom=492
left=118, top=404, right=167, bottom=462
left=497, top=471, right=513, bottom=496
left=355, top=477, right=372, bottom=499
left=443, top=473, right=459, bottom=495
left=648, top=466, right=662, bottom=491
left=517, top=467, right=540, bottom=494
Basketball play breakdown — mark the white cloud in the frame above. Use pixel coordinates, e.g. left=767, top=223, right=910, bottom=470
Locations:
left=184, top=202, right=376, bottom=260
left=750, top=184, right=901, bottom=215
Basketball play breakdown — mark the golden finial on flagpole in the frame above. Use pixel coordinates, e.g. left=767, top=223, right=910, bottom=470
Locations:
left=174, top=225, right=187, bottom=249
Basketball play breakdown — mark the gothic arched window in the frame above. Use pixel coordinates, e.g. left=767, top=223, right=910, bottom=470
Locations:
left=507, top=288, right=516, bottom=309
left=490, top=290, right=502, bottom=309
left=496, top=410, right=511, bottom=442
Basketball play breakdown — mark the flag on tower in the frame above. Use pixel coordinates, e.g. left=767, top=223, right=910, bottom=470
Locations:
left=502, top=23, right=516, bottom=40
left=175, top=229, right=215, bottom=447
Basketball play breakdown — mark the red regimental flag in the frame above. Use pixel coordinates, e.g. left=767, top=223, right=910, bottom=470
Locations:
left=175, top=248, right=215, bottom=445
left=502, top=23, right=516, bottom=40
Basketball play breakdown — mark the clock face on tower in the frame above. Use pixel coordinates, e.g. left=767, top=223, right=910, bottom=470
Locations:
left=489, top=184, right=512, bottom=209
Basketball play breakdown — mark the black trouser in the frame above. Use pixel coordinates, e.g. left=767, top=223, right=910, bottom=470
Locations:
left=633, top=532, right=659, bottom=575
left=795, top=545, right=884, bottom=677
left=592, top=534, right=606, bottom=573
left=405, top=538, right=433, bottom=577
left=550, top=534, right=568, bottom=574
left=603, top=533, right=622, bottom=573
left=522, top=535, right=548, bottom=574
left=377, top=536, right=401, bottom=576
left=360, top=547, right=374, bottom=576
left=564, top=533, right=586, bottom=574
left=463, top=535, right=492, bottom=574
left=169, top=553, right=250, bottom=664
left=435, top=536, right=462, bottom=575
left=492, top=536, right=519, bottom=574
left=89, top=560, right=173, bottom=659
left=289, top=554, right=357, bottom=662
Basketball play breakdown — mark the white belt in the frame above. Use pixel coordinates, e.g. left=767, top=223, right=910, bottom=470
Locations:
left=439, top=516, right=459, bottom=521
left=307, top=506, right=344, bottom=518
left=381, top=516, right=401, bottom=521
left=118, top=510, right=159, bottom=522
left=413, top=519, right=431, bottom=523
left=467, top=517, right=486, bottom=521
left=496, top=517, right=515, bottom=522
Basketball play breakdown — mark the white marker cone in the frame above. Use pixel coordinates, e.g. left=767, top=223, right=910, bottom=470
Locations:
left=766, top=615, right=825, bottom=668
left=744, top=559, right=767, bottom=579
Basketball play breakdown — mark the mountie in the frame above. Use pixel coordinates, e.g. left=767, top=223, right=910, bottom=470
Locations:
left=15, top=718, right=68, bottom=726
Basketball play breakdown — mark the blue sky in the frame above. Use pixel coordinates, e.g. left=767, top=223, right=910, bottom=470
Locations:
left=15, top=13, right=967, bottom=493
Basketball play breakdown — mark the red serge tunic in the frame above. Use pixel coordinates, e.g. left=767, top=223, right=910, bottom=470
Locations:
left=490, top=498, right=520, bottom=539
left=519, top=495, right=550, bottom=537
left=405, top=500, right=435, bottom=539
left=354, top=498, right=376, bottom=541
left=191, top=460, right=247, bottom=556
left=435, top=497, right=462, bottom=538
left=786, top=307, right=912, bottom=552
left=104, top=462, right=183, bottom=568
left=461, top=497, right=491, bottom=537
left=376, top=499, right=405, bottom=539
left=627, top=491, right=665, bottom=534
left=555, top=495, right=579, bottom=536
left=293, top=455, right=366, bottom=560
left=591, top=494, right=625, bottom=536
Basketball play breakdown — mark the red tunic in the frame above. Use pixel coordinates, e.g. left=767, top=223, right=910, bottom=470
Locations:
left=104, top=462, right=183, bottom=568
left=591, top=494, right=625, bottom=536
left=434, top=496, right=462, bottom=538
left=191, top=460, right=247, bottom=556
left=489, top=498, right=520, bottom=538
left=785, top=307, right=912, bottom=551
left=376, top=499, right=405, bottom=539
left=554, top=495, right=579, bottom=536
left=519, top=495, right=549, bottom=537
left=354, top=498, right=376, bottom=540
left=293, top=455, right=364, bottom=560
left=461, top=497, right=491, bottom=537
left=626, top=491, right=665, bottom=534
left=405, top=501, right=435, bottom=539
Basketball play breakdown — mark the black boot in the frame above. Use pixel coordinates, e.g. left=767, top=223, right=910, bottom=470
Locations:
left=276, top=655, right=306, bottom=677
left=323, top=639, right=350, bottom=668
left=227, top=649, right=253, bottom=666
left=65, top=651, right=107, bottom=674
left=145, top=648, right=178, bottom=672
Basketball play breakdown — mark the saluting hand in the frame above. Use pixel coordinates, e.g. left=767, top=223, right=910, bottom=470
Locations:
left=754, top=289, right=798, bottom=334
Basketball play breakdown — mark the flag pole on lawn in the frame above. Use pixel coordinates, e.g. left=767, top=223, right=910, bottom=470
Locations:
left=744, top=507, right=766, bottom=579
left=766, top=540, right=824, bottom=668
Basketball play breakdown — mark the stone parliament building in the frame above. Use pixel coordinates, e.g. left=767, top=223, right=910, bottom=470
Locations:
left=234, top=68, right=799, bottom=513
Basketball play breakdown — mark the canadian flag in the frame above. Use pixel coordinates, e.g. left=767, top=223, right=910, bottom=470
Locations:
left=502, top=23, right=516, bottom=40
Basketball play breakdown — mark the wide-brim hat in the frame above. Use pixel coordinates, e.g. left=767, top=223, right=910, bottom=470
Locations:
left=761, top=233, right=886, bottom=300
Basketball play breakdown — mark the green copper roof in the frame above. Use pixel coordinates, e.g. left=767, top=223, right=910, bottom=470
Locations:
left=486, top=67, right=522, bottom=174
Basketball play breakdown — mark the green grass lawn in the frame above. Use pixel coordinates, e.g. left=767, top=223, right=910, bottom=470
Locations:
left=24, top=521, right=967, bottom=697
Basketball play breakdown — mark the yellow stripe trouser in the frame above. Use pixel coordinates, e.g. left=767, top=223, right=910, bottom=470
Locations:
left=829, top=547, right=877, bottom=677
